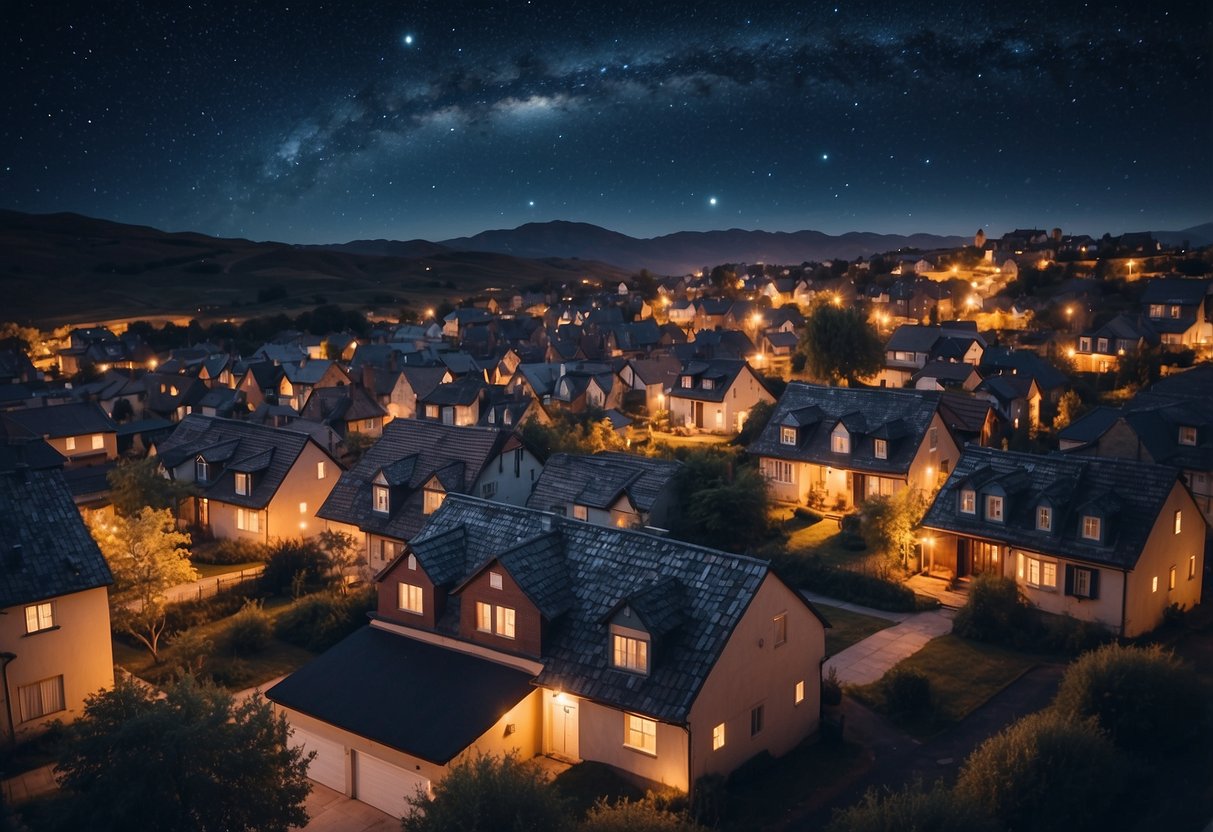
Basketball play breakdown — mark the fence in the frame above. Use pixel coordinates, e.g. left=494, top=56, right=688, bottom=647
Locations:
left=166, top=566, right=265, bottom=603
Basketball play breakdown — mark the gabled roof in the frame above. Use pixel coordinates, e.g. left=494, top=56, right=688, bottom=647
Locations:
left=1140, top=277, right=1210, bottom=306
left=885, top=323, right=984, bottom=354
left=1061, top=392, right=1213, bottom=471
left=2, top=401, right=116, bottom=439
left=667, top=359, right=752, bottom=402
left=0, top=464, right=112, bottom=608
left=315, top=421, right=521, bottom=541
left=299, top=385, right=387, bottom=424
left=937, top=392, right=995, bottom=438
left=627, top=355, right=681, bottom=386
left=422, top=376, right=486, bottom=407
left=750, top=382, right=942, bottom=476
left=922, top=447, right=1189, bottom=570
left=527, top=452, right=682, bottom=515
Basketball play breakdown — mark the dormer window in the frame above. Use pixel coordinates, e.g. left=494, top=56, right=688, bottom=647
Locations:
left=235, top=472, right=251, bottom=496
left=985, top=495, right=1004, bottom=522
left=1097, top=337, right=1108, bottom=354
left=680, top=375, right=693, bottom=389
left=195, top=459, right=210, bottom=483
left=611, top=629, right=650, bottom=674
left=1081, top=515, right=1101, bottom=541
left=372, top=484, right=390, bottom=514
left=1078, top=336, right=1092, bottom=352
left=780, top=426, right=797, bottom=445
left=1036, top=506, right=1052, bottom=531
left=425, top=404, right=439, bottom=419
left=489, top=571, right=503, bottom=590
left=1179, top=426, right=1197, bottom=446
left=1149, top=304, right=1164, bottom=318
left=423, top=488, right=445, bottom=515
left=702, top=378, right=714, bottom=390
left=874, top=438, right=887, bottom=460
left=960, top=488, right=975, bottom=514
left=831, top=425, right=850, bottom=454
left=1170, top=305, right=1181, bottom=318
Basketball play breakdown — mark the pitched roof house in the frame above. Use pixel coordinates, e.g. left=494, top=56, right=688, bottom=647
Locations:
left=526, top=452, right=683, bottom=530
left=267, top=497, right=826, bottom=816
left=315, top=420, right=543, bottom=570
left=749, top=383, right=959, bottom=512
left=666, top=359, right=772, bottom=434
left=154, top=415, right=343, bottom=543
left=920, top=447, right=1205, bottom=637
left=1140, top=277, right=1212, bottom=347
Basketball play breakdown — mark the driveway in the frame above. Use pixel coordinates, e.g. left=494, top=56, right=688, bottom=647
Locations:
left=294, top=782, right=397, bottom=832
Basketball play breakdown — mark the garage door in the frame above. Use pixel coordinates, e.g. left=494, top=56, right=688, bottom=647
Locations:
left=354, top=751, right=429, bottom=819
left=290, top=727, right=346, bottom=792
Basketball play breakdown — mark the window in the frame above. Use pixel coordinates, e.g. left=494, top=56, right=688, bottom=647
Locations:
left=1190, top=555, right=1198, bottom=580
left=780, top=425, right=797, bottom=445
left=1174, top=510, right=1182, bottom=535
left=985, top=495, right=1004, bottom=522
left=764, top=459, right=793, bottom=484
left=873, top=438, right=887, bottom=459
left=425, top=404, right=440, bottom=419
left=317, top=461, right=326, bottom=480
left=476, top=601, right=493, bottom=632
left=234, top=472, right=251, bottom=496
left=624, top=713, right=657, bottom=754
left=19, top=677, right=64, bottom=723
left=24, top=602, right=54, bottom=634
left=831, top=426, right=849, bottom=454
left=1037, top=506, right=1052, bottom=532
left=495, top=605, right=516, bottom=639
left=91, top=434, right=104, bottom=450
left=712, top=723, right=726, bottom=751
left=195, top=459, right=210, bottom=482
left=236, top=508, right=261, bottom=533
left=423, top=488, right=444, bottom=515
left=750, top=705, right=764, bottom=736
left=1097, top=337, right=1108, bottom=354
left=298, top=501, right=307, bottom=515
left=1170, top=305, right=1181, bottom=319
left=1152, top=575, right=1159, bottom=593
left=929, top=427, right=938, bottom=451
left=680, top=375, right=692, bottom=389
left=489, top=571, right=503, bottom=590
left=702, top=378, right=714, bottom=390
left=773, top=613, right=787, bottom=647
left=1169, top=566, right=1177, bottom=590
left=1178, top=426, right=1197, bottom=446
left=373, top=484, right=389, bottom=514
left=1081, top=515, right=1101, bottom=541
left=1149, top=303, right=1164, bottom=318
left=407, top=553, right=417, bottom=570
left=1068, top=566, right=1098, bottom=599
left=572, top=505, right=588, bottom=521
left=397, top=582, right=423, bottom=614
left=65, top=436, right=76, bottom=451
left=1078, top=336, right=1092, bottom=352
left=613, top=634, right=649, bottom=673
left=960, top=489, right=975, bottom=514
left=1020, top=554, right=1057, bottom=590
left=481, top=481, right=498, bottom=499
left=794, top=680, right=805, bottom=705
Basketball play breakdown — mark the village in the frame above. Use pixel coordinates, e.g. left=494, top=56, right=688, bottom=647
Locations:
left=0, top=225, right=1211, bottom=831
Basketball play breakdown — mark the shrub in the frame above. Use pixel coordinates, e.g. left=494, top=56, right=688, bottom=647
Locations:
left=274, top=589, right=373, bottom=652
left=766, top=551, right=918, bottom=612
left=163, top=582, right=258, bottom=632
left=955, top=711, right=1126, bottom=832
left=821, top=666, right=842, bottom=707
left=826, top=781, right=998, bottom=832
left=225, top=599, right=272, bottom=655
left=168, top=628, right=214, bottom=675
left=260, top=539, right=331, bottom=596
left=793, top=506, right=822, bottom=524
left=951, top=574, right=1032, bottom=644
left=1036, top=612, right=1108, bottom=655
left=1052, top=643, right=1207, bottom=757
left=689, top=774, right=727, bottom=827
left=581, top=797, right=708, bottom=832
left=193, top=539, right=271, bottom=565
left=882, top=668, right=930, bottom=717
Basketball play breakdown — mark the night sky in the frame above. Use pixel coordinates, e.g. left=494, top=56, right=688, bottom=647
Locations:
left=3, top=1, right=1210, bottom=244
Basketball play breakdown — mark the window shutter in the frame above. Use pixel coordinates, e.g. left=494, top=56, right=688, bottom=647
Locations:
left=1089, top=569, right=1100, bottom=600
left=1064, top=565, right=1074, bottom=596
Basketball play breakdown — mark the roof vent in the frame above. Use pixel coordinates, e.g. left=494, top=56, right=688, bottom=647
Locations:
left=540, top=515, right=553, bottom=532
left=7, top=544, right=23, bottom=569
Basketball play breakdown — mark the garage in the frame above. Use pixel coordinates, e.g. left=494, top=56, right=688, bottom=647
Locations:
left=353, top=751, right=429, bottom=819
left=290, top=726, right=346, bottom=792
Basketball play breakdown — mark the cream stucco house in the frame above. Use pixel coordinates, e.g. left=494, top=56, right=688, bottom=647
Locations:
left=666, top=359, right=773, bottom=434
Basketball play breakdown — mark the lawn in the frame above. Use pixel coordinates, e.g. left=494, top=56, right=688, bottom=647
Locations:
left=848, top=634, right=1038, bottom=737
left=814, top=603, right=896, bottom=657
left=191, top=560, right=263, bottom=579
left=780, top=516, right=869, bottom=569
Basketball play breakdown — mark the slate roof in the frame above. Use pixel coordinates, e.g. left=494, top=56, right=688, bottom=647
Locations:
left=400, top=366, right=451, bottom=399
left=912, top=360, right=979, bottom=386
left=885, top=323, right=983, bottom=354
left=404, top=496, right=807, bottom=723
left=627, top=356, right=681, bottom=387
left=937, top=392, right=995, bottom=440
left=2, top=401, right=117, bottom=439
left=978, top=348, right=1068, bottom=391
left=1060, top=393, right=1213, bottom=472
left=154, top=414, right=324, bottom=509
left=922, top=447, right=1185, bottom=570
left=1140, top=277, right=1210, bottom=306
left=527, top=452, right=682, bottom=515
left=422, top=376, right=486, bottom=407
left=315, top=421, right=519, bottom=541
left=0, top=465, right=113, bottom=608
left=749, top=382, right=942, bottom=476
left=265, top=626, right=534, bottom=764
left=299, top=385, right=387, bottom=425
left=667, top=359, right=751, bottom=402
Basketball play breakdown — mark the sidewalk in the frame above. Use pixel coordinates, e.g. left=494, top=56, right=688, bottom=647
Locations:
left=1, top=764, right=57, bottom=805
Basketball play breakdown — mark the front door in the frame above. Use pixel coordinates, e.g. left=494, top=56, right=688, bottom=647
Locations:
left=693, top=401, right=704, bottom=429
left=548, top=695, right=579, bottom=760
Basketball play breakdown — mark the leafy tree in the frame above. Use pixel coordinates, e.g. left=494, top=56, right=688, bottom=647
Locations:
left=734, top=399, right=775, bottom=447
left=670, top=450, right=770, bottom=552
left=90, top=507, right=196, bottom=662
left=519, top=411, right=627, bottom=461
left=1051, top=389, right=1085, bottom=431
left=402, top=752, right=573, bottom=832
left=826, top=781, right=998, bottom=832
left=955, top=710, right=1126, bottom=832
left=797, top=303, right=883, bottom=386
left=107, top=456, right=198, bottom=518
left=581, top=797, right=708, bottom=832
left=261, top=539, right=331, bottom=597
left=859, top=488, right=928, bottom=576
left=56, top=675, right=311, bottom=832
left=1052, top=643, right=1207, bottom=757
left=317, top=528, right=365, bottom=590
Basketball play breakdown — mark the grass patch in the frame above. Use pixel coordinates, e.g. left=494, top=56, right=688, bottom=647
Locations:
left=191, top=560, right=262, bottom=579
left=552, top=761, right=645, bottom=818
left=849, top=634, right=1037, bottom=738
left=815, top=603, right=896, bottom=657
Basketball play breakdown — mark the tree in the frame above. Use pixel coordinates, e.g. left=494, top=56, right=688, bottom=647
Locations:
left=670, top=451, right=771, bottom=553
left=859, top=488, right=928, bottom=576
left=57, top=675, right=311, bottom=832
left=401, top=752, right=573, bottom=832
left=797, top=303, right=883, bottom=386
left=733, top=399, right=775, bottom=447
left=91, top=507, right=196, bottom=662
left=1051, top=389, right=1085, bottom=431
left=317, top=529, right=365, bottom=591
left=107, top=456, right=198, bottom=518
left=825, top=781, right=998, bottom=832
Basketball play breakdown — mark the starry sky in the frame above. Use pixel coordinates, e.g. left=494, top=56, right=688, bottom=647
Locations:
left=3, top=1, right=1211, bottom=244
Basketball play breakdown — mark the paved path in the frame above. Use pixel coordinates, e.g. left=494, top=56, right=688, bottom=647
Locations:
left=0, top=764, right=56, bottom=805
left=292, top=783, right=396, bottom=832
left=804, top=591, right=955, bottom=686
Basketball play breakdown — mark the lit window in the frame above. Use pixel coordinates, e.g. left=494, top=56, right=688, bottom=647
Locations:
left=407, top=553, right=417, bottom=571
left=1178, top=426, right=1197, bottom=446
left=874, top=438, right=887, bottom=459
left=236, top=508, right=261, bottom=533
left=195, top=459, right=210, bottom=482
left=1037, top=506, right=1052, bottom=531
left=397, top=583, right=423, bottom=614
left=1190, top=555, right=1198, bottom=580
left=373, top=484, right=389, bottom=514
left=24, top=602, right=54, bottom=634
left=613, top=634, right=650, bottom=673
left=423, top=488, right=445, bottom=515
left=1174, top=510, right=1182, bottom=535
left=794, top=680, right=805, bottom=705
left=1149, top=304, right=1164, bottom=318
left=489, top=571, right=503, bottom=590
left=1097, top=337, right=1108, bottom=354
left=1078, top=337, right=1092, bottom=352
left=1170, top=305, right=1180, bottom=319
left=712, top=723, right=725, bottom=751
left=831, top=426, right=849, bottom=454
left=680, top=376, right=693, bottom=389
left=773, top=613, right=787, bottom=647
left=986, top=495, right=1004, bottom=522
left=780, top=426, right=796, bottom=445
left=1020, top=554, right=1057, bottom=590
left=572, top=505, right=588, bottom=521
left=235, top=472, right=251, bottom=496
left=1152, top=576, right=1158, bottom=593
left=750, top=705, right=764, bottom=736
left=929, top=427, right=938, bottom=451
left=702, top=378, right=714, bottom=390
left=91, top=434, right=104, bottom=450
left=425, top=404, right=440, bottom=419
left=476, top=601, right=493, bottom=632
left=317, top=461, right=326, bottom=479
left=1169, top=566, right=1177, bottom=591
left=1081, top=515, right=1101, bottom=541
left=960, top=489, right=975, bottom=514
left=18, top=676, right=64, bottom=723
left=624, top=713, right=657, bottom=754
left=65, top=436, right=76, bottom=451
left=495, top=606, right=516, bottom=639
left=299, top=501, right=307, bottom=514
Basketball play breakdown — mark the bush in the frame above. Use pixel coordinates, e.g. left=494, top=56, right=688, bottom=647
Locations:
left=955, top=711, right=1126, bottom=832
left=767, top=551, right=918, bottom=612
left=225, top=600, right=272, bottom=655
left=260, top=539, right=331, bottom=596
left=826, top=781, right=998, bottom=832
left=193, top=539, right=271, bottom=565
left=1052, top=643, right=1207, bottom=757
left=1036, top=612, right=1108, bottom=655
left=689, top=774, right=727, bottom=827
left=951, top=575, right=1032, bottom=644
left=274, top=589, right=373, bottom=652
left=882, top=668, right=931, bottom=717
left=821, top=666, right=842, bottom=707
left=581, top=797, right=707, bottom=832
left=163, top=582, right=259, bottom=632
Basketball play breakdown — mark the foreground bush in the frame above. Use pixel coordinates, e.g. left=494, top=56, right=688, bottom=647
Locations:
left=955, top=710, right=1125, bottom=832
left=826, top=781, right=998, bottom=832
left=1052, top=642, right=1207, bottom=756
left=951, top=574, right=1033, bottom=643
left=193, top=538, right=271, bottom=565
left=881, top=667, right=931, bottom=717
left=225, top=599, right=273, bottom=655
left=767, top=552, right=918, bottom=611
left=260, top=539, right=331, bottom=596
left=274, top=589, right=373, bottom=652
left=581, top=797, right=707, bottom=832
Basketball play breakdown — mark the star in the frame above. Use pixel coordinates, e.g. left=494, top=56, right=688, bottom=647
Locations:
left=708, top=196, right=718, bottom=206
left=402, top=34, right=414, bottom=46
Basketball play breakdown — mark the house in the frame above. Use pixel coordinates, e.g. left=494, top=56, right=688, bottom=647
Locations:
left=278, top=359, right=335, bottom=412
left=666, top=359, right=772, bottom=434
left=937, top=392, right=1000, bottom=448
left=749, top=383, right=959, bottom=511
left=0, top=451, right=114, bottom=741
left=315, top=421, right=543, bottom=570
left=266, top=496, right=827, bottom=816
left=920, top=447, right=1205, bottom=637
left=526, top=452, right=683, bottom=530
left=417, top=376, right=488, bottom=426
left=154, top=415, right=343, bottom=543
left=976, top=375, right=1042, bottom=434
left=2, top=401, right=118, bottom=469
left=912, top=360, right=982, bottom=392
left=620, top=356, right=681, bottom=414
left=1072, top=313, right=1160, bottom=374
left=1139, top=277, right=1212, bottom=348
left=299, top=385, right=388, bottom=438
left=878, top=323, right=985, bottom=388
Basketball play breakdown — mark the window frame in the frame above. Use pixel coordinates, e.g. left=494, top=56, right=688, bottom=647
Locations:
left=960, top=488, right=975, bottom=514
left=985, top=494, right=1004, bottom=522
left=780, top=425, right=797, bottom=445
left=234, top=471, right=251, bottom=496
left=18, top=676, right=65, bottom=723
left=873, top=438, right=887, bottom=459
left=91, top=434, right=104, bottom=450
left=397, top=582, right=424, bottom=615
left=1019, top=553, right=1057, bottom=590
left=612, top=633, right=650, bottom=674
left=712, top=722, right=725, bottom=751
left=624, top=713, right=657, bottom=755
left=1081, top=515, right=1101, bottom=541
left=794, top=680, right=805, bottom=705
left=750, top=704, right=765, bottom=736
left=1036, top=505, right=1052, bottom=532
left=372, top=484, right=390, bottom=514
left=1178, top=426, right=1197, bottom=446
left=24, top=602, right=55, bottom=634
left=773, top=613, right=787, bottom=647
left=1174, top=510, right=1182, bottom=535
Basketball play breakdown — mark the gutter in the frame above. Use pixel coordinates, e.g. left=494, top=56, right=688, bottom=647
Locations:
left=0, top=652, right=15, bottom=746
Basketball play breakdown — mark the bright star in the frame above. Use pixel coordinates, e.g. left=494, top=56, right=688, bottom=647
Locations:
left=528, top=200, right=535, bottom=207
left=821, top=153, right=829, bottom=161
left=403, top=34, right=414, bottom=46
left=708, top=196, right=718, bottom=206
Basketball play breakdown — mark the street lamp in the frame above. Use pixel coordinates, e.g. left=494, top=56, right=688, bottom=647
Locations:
left=1065, top=306, right=1073, bottom=331
left=1127, top=259, right=1135, bottom=278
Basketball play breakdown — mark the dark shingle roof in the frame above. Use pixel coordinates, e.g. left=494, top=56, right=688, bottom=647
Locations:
left=265, top=626, right=535, bottom=764
left=2, top=401, right=116, bottom=439
left=526, top=452, right=682, bottom=514
left=922, top=447, right=1185, bottom=570
left=667, top=359, right=750, bottom=402
left=0, top=466, right=113, bottom=607
left=1139, top=277, right=1210, bottom=306
left=749, top=382, right=941, bottom=476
